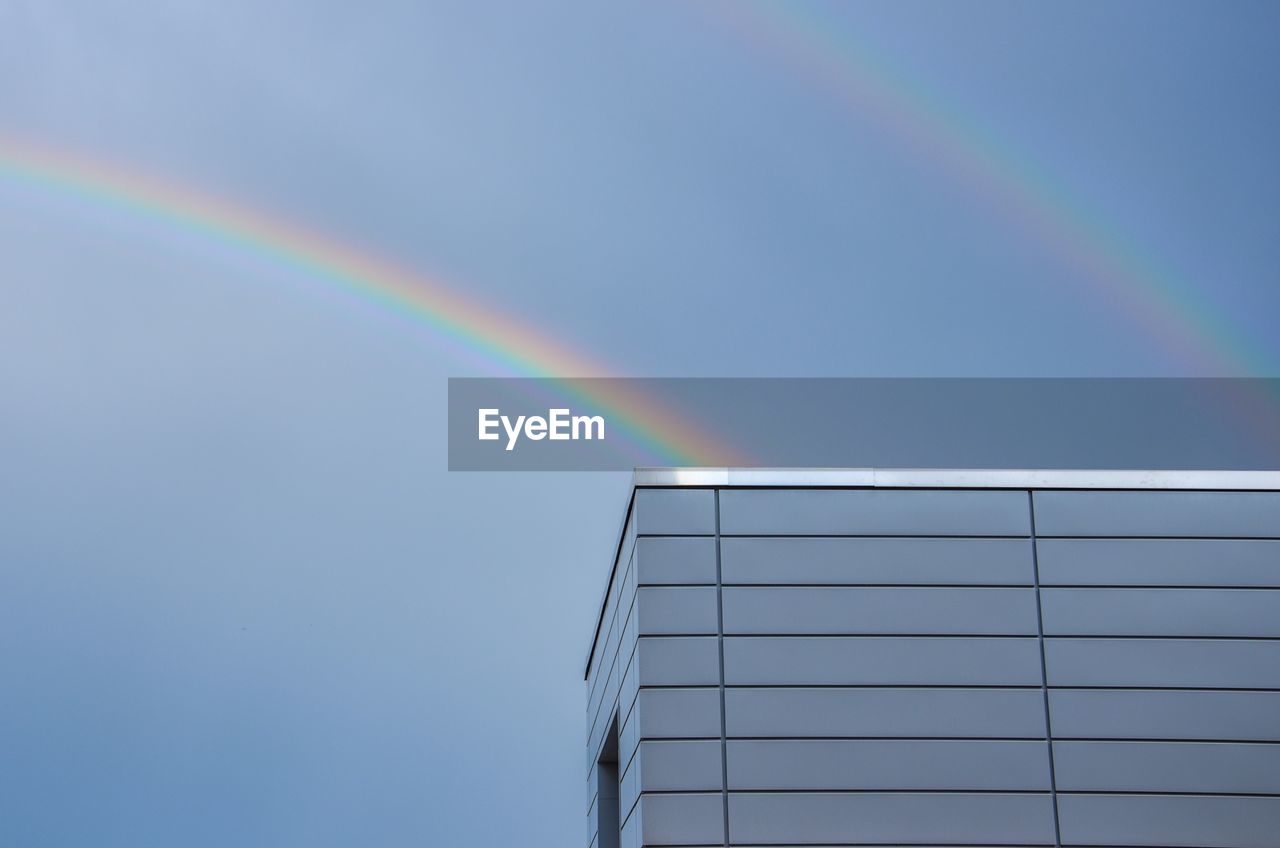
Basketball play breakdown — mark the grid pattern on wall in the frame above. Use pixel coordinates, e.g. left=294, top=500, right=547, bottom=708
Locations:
left=586, top=484, right=1280, bottom=848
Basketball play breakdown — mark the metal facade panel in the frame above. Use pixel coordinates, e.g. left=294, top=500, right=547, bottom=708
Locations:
left=586, top=594, right=618, bottom=720
left=1054, top=741, right=1280, bottom=794
left=1049, top=689, right=1280, bottom=740
left=1033, top=490, right=1280, bottom=538
left=634, top=741, right=723, bottom=792
left=635, top=637, right=720, bottom=686
left=635, top=689, right=722, bottom=739
left=618, top=651, right=638, bottom=730
left=727, top=792, right=1057, bottom=845
left=718, top=489, right=1031, bottom=536
left=721, top=536, right=1035, bottom=585
left=587, top=558, right=639, bottom=776
left=634, top=537, right=717, bottom=586
left=619, top=811, right=636, bottom=848
left=637, top=793, right=724, bottom=846
left=725, top=687, right=1047, bottom=738
left=727, top=739, right=1052, bottom=791
left=632, top=489, right=716, bottom=536
left=722, top=586, right=1040, bottom=635
left=618, top=602, right=638, bottom=680
left=587, top=521, right=635, bottom=687
left=1057, top=794, right=1280, bottom=848
left=586, top=642, right=613, bottom=740
left=1045, top=638, right=1280, bottom=688
left=635, top=587, right=718, bottom=636
left=1041, top=587, right=1280, bottom=637
left=619, top=707, right=638, bottom=778
left=723, top=636, right=1044, bottom=686
left=617, top=764, right=638, bottom=843
left=1037, top=538, right=1280, bottom=586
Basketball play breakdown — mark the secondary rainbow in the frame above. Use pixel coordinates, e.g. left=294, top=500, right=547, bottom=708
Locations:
left=710, top=0, right=1277, bottom=378
left=0, top=134, right=739, bottom=467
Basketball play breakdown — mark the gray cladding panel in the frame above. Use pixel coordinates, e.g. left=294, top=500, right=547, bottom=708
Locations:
left=635, top=587, right=718, bottom=635
left=587, top=529, right=634, bottom=691
left=618, top=651, right=638, bottom=728
left=619, top=599, right=638, bottom=671
left=1045, top=638, right=1280, bottom=688
left=638, top=793, right=724, bottom=846
left=632, top=489, right=716, bottom=536
left=586, top=581, right=619, bottom=709
left=1058, top=794, right=1280, bottom=848
left=722, top=586, right=1040, bottom=635
left=1050, top=689, right=1280, bottom=740
left=1033, top=490, right=1280, bottom=537
left=1037, top=538, right=1280, bottom=586
left=636, top=688, right=722, bottom=739
left=721, top=536, right=1035, bottom=585
left=634, top=537, right=717, bottom=585
left=586, top=626, right=613, bottom=731
left=619, top=761, right=638, bottom=829
left=636, top=637, right=720, bottom=686
left=634, top=741, right=722, bottom=792
left=719, top=489, right=1031, bottom=536
left=724, top=637, right=1044, bottom=685
left=1041, top=588, right=1280, bottom=637
left=587, top=605, right=631, bottom=766
left=1053, top=740, right=1280, bottom=794
left=619, top=707, right=638, bottom=777
left=727, top=792, right=1057, bottom=845
left=727, top=739, right=1052, bottom=791
left=725, top=687, right=1047, bottom=738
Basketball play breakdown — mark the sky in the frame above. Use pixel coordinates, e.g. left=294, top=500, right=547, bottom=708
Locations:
left=1, top=1, right=1278, bottom=846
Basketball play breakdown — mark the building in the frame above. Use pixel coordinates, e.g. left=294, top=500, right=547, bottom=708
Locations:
left=584, top=469, right=1280, bottom=848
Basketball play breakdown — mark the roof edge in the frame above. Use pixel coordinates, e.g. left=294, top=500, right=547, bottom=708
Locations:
left=633, top=467, right=1280, bottom=490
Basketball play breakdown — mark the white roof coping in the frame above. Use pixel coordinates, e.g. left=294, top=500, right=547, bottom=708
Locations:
left=633, top=467, right=1280, bottom=490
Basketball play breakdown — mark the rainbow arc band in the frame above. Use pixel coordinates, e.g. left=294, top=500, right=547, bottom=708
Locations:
left=709, top=0, right=1275, bottom=377
left=0, top=134, right=739, bottom=467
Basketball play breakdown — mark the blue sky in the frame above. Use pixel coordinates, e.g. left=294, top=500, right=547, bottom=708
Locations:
left=2, top=2, right=1278, bottom=845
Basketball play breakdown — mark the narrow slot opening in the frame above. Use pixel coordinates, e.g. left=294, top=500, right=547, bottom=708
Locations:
left=595, top=713, right=620, bottom=848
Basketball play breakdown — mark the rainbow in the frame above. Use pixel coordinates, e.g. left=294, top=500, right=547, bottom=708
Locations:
left=0, top=133, right=739, bottom=467
left=708, top=1, right=1277, bottom=377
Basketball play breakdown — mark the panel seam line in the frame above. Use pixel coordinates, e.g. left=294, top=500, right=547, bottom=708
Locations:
left=1029, top=490, right=1063, bottom=848
left=714, top=489, right=730, bottom=847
